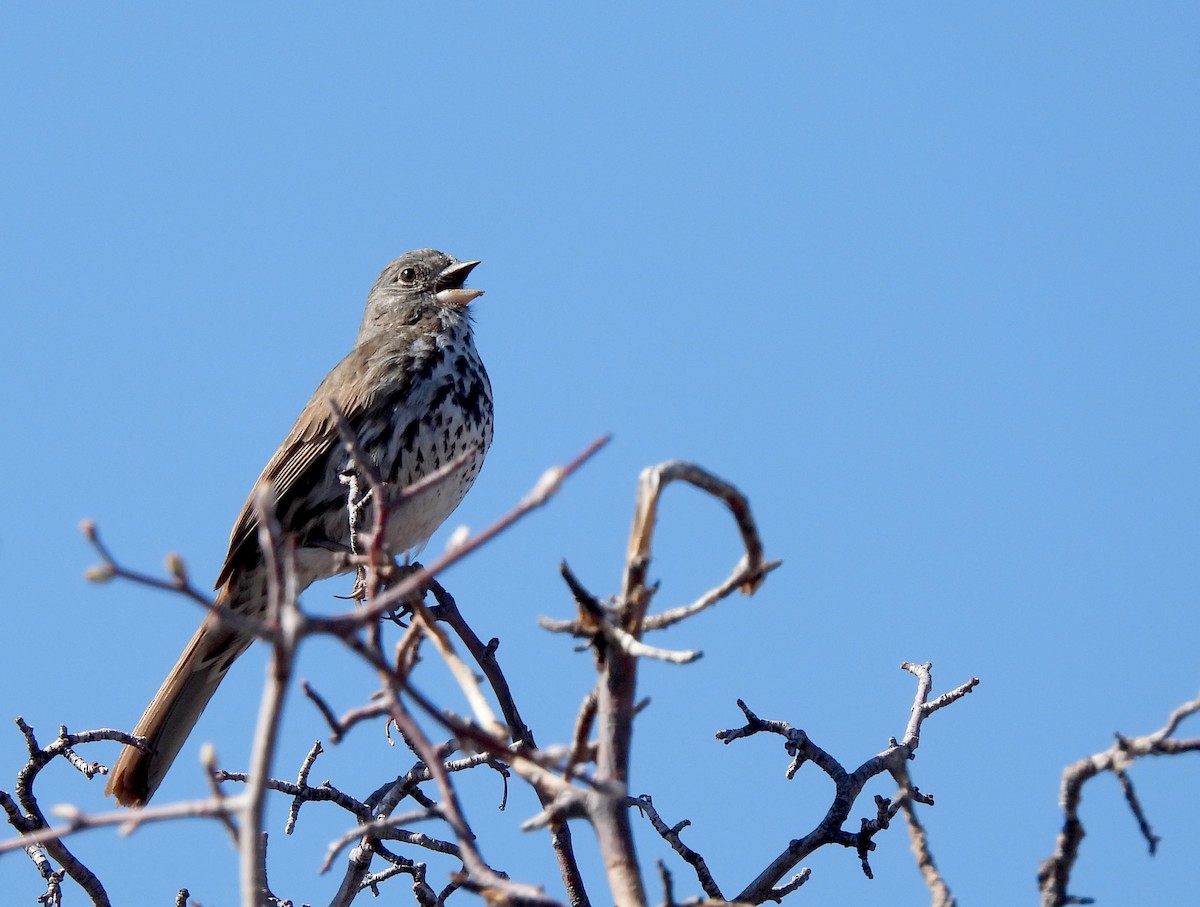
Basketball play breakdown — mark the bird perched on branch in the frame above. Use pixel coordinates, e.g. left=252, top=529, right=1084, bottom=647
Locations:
left=107, top=249, right=493, bottom=807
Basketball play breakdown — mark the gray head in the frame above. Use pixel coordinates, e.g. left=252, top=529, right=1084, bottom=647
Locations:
left=359, top=249, right=483, bottom=341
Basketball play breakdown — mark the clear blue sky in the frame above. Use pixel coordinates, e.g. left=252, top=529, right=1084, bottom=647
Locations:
left=3, top=5, right=1198, bottom=905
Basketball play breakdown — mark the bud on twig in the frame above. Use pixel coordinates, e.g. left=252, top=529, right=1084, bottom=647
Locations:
left=165, top=552, right=188, bottom=586
left=50, top=803, right=83, bottom=821
left=445, top=525, right=471, bottom=551
left=84, top=564, right=114, bottom=583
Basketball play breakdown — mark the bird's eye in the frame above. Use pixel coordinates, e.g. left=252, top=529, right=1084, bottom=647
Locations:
left=398, top=266, right=419, bottom=285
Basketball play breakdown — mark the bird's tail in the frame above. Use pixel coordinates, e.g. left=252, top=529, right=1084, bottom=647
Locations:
left=106, top=590, right=256, bottom=807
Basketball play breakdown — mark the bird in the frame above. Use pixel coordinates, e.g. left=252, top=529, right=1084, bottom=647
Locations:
left=106, top=249, right=493, bottom=807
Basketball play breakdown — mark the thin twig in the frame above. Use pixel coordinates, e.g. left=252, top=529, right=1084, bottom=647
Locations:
left=631, top=795, right=722, bottom=900
left=427, top=579, right=593, bottom=907
left=593, top=461, right=777, bottom=907
left=892, top=762, right=954, bottom=906
left=317, top=436, right=611, bottom=633
left=0, top=795, right=250, bottom=854
left=727, top=664, right=978, bottom=902
left=239, top=487, right=296, bottom=907
left=1038, top=690, right=1200, bottom=907
left=80, top=521, right=269, bottom=642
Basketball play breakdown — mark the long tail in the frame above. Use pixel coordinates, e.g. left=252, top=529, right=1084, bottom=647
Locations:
left=106, top=590, right=256, bottom=807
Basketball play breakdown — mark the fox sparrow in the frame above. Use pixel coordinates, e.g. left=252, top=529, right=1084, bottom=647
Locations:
left=107, top=249, right=493, bottom=806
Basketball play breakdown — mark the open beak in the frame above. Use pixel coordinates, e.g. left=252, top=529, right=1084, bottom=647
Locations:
left=435, top=259, right=484, bottom=306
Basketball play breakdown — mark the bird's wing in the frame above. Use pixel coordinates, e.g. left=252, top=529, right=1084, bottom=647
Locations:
left=213, top=353, right=376, bottom=591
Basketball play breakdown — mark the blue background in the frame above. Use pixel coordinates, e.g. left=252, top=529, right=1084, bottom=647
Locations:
left=2, top=4, right=1198, bottom=905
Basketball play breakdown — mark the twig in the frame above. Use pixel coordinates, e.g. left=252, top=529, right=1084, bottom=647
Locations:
left=214, top=769, right=369, bottom=820
left=656, top=859, right=675, bottom=907
left=380, top=693, right=560, bottom=905
left=405, top=603, right=505, bottom=738
left=892, top=762, right=954, bottom=907
left=764, top=871, right=810, bottom=902
left=316, top=436, right=609, bottom=638
left=239, top=488, right=297, bottom=907
left=643, top=559, right=783, bottom=631
left=1, top=794, right=250, bottom=854
left=1038, top=690, right=1200, bottom=907
left=301, top=682, right=349, bottom=741
left=318, top=436, right=610, bottom=633
left=2, top=721, right=150, bottom=906
left=285, top=741, right=325, bottom=834
left=726, top=664, right=978, bottom=902
left=630, top=795, right=722, bottom=900
left=620, top=461, right=776, bottom=629
left=592, top=461, right=777, bottom=907
left=80, top=521, right=269, bottom=642
left=565, top=690, right=599, bottom=781
left=427, top=580, right=533, bottom=746
left=427, top=579, right=593, bottom=907
left=1114, top=766, right=1160, bottom=854
left=320, top=808, right=447, bottom=873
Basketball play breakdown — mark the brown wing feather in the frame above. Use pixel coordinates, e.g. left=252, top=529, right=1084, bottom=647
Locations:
left=213, top=351, right=375, bottom=590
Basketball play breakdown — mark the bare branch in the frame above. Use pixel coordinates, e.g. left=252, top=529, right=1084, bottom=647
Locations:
left=214, top=769, right=369, bottom=820
left=630, top=795, right=723, bottom=901
left=1114, top=767, right=1160, bottom=855
left=1, top=794, right=250, bottom=855
left=239, top=488, right=297, bottom=906
left=764, top=870, right=810, bottom=902
left=643, top=559, right=783, bottom=631
left=892, top=762, right=955, bottom=907
left=579, top=461, right=777, bottom=907
left=1039, top=690, right=1200, bottom=907
left=426, top=579, right=593, bottom=907
left=379, top=694, right=561, bottom=906
left=2, top=721, right=157, bottom=906
left=285, top=740, right=325, bottom=834
left=51, top=451, right=987, bottom=907
left=725, top=664, right=978, bottom=903
left=621, top=461, right=776, bottom=629
left=80, top=521, right=270, bottom=642
left=320, top=808, right=447, bottom=874
left=405, top=604, right=506, bottom=738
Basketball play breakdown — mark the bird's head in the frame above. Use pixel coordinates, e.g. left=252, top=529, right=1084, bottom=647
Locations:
left=359, top=249, right=483, bottom=339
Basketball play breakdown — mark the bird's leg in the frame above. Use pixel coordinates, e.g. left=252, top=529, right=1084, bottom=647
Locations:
left=377, top=562, right=425, bottom=626
left=338, top=467, right=375, bottom=603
